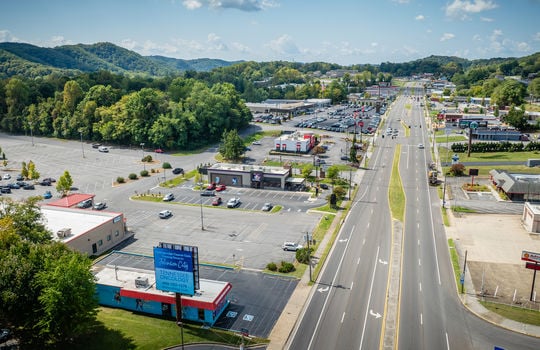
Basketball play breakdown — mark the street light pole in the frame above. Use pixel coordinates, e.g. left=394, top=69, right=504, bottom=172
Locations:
left=140, top=143, right=145, bottom=171
left=197, top=182, right=205, bottom=230
left=79, top=129, right=85, bottom=158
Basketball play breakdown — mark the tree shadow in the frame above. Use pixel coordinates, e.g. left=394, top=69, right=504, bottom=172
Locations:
left=59, top=320, right=137, bottom=350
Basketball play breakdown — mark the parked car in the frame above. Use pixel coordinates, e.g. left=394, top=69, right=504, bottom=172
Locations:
left=163, top=193, right=175, bottom=202
left=159, top=210, right=172, bottom=219
left=42, top=177, right=56, bottom=183
left=154, top=148, right=164, bottom=153
left=320, top=183, right=329, bottom=190
left=76, top=199, right=92, bottom=208
left=93, top=202, right=107, bottom=210
left=201, top=190, right=215, bottom=197
left=7, top=183, right=20, bottom=189
left=43, top=190, right=52, bottom=199
left=172, top=168, right=184, bottom=175
left=39, top=179, right=52, bottom=186
left=212, top=197, right=222, bottom=206
left=23, top=184, right=35, bottom=190
left=261, top=203, right=273, bottom=212
left=282, top=242, right=303, bottom=251
left=252, top=140, right=262, bottom=145
left=16, top=174, right=24, bottom=181
left=98, top=146, right=109, bottom=152
left=16, top=181, right=28, bottom=187
left=216, top=184, right=226, bottom=192
left=227, top=197, right=241, bottom=208
left=206, top=182, right=216, bottom=190
left=0, top=187, right=11, bottom=194
left=92, top=143, right=102, bottom=149
left=2, top=174, right=11, bottom=180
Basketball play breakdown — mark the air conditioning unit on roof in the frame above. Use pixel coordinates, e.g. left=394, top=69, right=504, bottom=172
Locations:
left=135, top=276, right=149, bottom=288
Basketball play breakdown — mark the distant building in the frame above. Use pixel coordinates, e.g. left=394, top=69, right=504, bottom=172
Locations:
left=490, top=170, right=540, bottom=202
left=206, top=163, right=293, bottom=190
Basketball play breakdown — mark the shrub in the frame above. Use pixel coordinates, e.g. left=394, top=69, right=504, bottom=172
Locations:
left=296, top=248, right=313, bottom=264
left=116, top=176, right=125, bottom=183
left=278, top=261, right=295, bottom=273
left=333, top=185, right=347, bottom=200
left=163, top=162, right=172, bottom=169
left=142, top=155, right=153, bottom=162
left=128, top=173, right=138, bottom=180
left=140, top=170, right=149, bottom=177
left=450, top=163, right=466, bottom=176
left=266, top=262, right=278, bottom=271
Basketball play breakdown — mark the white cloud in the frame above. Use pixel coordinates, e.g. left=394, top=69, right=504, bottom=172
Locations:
left=371, top=42, right=378, bottom=47
left=472, top=34, right=482, bottom=41
left=50, top=36, right=74, bottom=46
left=534, top=32, right=540, bottom=41
left=415, top=14, right=425, bottom=21
left=440, top=33, right=455, bottom=41
left=182, top=0, right=278, bottom=12
left=393, top=0, right=410, bottom=4
left=231, top=42, right=251, bottom=54
left=266, top=34, right=300, bottom=55
left=480, top=16, right=494, bottom=22
left=445, top=0, right=498, bottom=20
left=207, top=33, right=227, bottom=51
left=516, top=42, right=530, bottom=52
left=0, top=30, right=22, bottom=43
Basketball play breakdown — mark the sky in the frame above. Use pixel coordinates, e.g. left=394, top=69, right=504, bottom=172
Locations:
left=0, top=0, right=539, bottom=66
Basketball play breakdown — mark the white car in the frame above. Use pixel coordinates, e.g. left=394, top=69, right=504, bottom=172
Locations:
left=282, top=242, right=303, bottom=251
left=418, top=143, right=424, bottom=149
left=227, top=197, right=241, bottom=208
left=159, top=210, right=172, bottom=219
left=2, top=174, right=11, bottom=180
left=163, top=193, right=175, bottom=201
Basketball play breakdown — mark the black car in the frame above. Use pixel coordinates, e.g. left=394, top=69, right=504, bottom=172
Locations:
left=39, top=179, right=52, bottom=186
left=16, top=174, right=24, bottom=181
left=77, top=199, right=92, bottom=208
left=172, top=168, right=184, bottom=175
left=16, top=181, right=28, bottom=187
left=92, top=143, right=102, bottom=149
left=320, top=183, right=329, bottom=190
left=7, top=183, right=20, bottom=189
left=23, top=184, right=35, bottom=190
left=0, top=187, right=11, bottom=194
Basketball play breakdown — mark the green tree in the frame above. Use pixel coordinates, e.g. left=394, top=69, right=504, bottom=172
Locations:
left=218, top=129, right=245, bottom=161
left=529, top=77, right=540, bottom=102
left=27, top=160, right=40, bottom=180
left=56, top=170, right=74, bottom=197
left=504, top=105, right=528, bottom=130
left=349, top=134, right=359, bottom=164
left=21, top=161, right=28, bottom=179
left=491, top=79, right=527, bottom=107
left=326, top=165, right=340, bottom=186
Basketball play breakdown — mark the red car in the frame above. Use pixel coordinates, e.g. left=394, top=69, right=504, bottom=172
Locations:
left=154, top=148, right=164, bottom=153
left=216, top=184, right=226, bottom=192
left=212, top=197, right=222, bottom=206
left=206, top=182, right=216, bottom=190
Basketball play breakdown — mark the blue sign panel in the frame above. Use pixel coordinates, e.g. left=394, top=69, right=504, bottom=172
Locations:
left=153, top=247, right=195, bottom=295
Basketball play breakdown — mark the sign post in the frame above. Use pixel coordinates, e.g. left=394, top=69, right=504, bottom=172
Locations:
left=521, top=250, right=540, bottom=301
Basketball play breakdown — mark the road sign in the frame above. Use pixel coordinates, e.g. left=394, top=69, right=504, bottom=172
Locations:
left=470, top=121, right=479, bottom=129
left=522, top=250, right=540, bottom=263
left=460, top=273, right=465, bottom=284
left=526, top=262, right=540, bottom=270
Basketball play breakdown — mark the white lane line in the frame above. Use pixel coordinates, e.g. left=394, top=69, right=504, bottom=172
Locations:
left=351, top=281, right=354, bottom=290
left=307, top=226, right=356, bottom=350
left=359, top=246, right=380, bottom=350
left=341, top=312, right=346, bottom=323
left=357, top=258, right=361, bottom=265
left=446, top=332, right=450, bottom=350
left=419, top=282, right=422, bottom=292
left=420, top=313, right=423, bottom=325
left=418, top=259, right=421, bottom=266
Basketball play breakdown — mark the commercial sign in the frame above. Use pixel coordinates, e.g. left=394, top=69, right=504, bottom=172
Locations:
left=154, top=244, right=199, bottom=296
left=521, top=250, right=540, bottom=263
left=525, top=262, right=540, bottom=271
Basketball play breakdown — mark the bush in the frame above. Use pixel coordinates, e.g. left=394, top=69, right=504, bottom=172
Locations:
left=128, top=173, right=138, bottom=180
left=296, top=248, right=313, bottom=264
left=116, top=176, right=125, bottom=183
left=163, top=162, right=172, bottom=169
left=278, top=261, right=295, bottom=273
left=450, top=163, right=466, bottom=176
left=333, top=185, right=347, bottom=200
left=142, top=155, right=153, bottom=162
left=140, top=170, right=149, bottom=177
left=266, top=262, right=278, bottom=271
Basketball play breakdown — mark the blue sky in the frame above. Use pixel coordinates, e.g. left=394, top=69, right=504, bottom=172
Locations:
left=0, top=0, right=538, bottom=65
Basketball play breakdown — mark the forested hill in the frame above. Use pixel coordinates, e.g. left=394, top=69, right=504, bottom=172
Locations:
left=0, top=42, right=241, bottom=78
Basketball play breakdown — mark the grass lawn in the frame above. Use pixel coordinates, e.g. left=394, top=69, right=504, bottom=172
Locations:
left=480, top=301, right=540, bottom=326
left=439, top=149, right=540, bottom=163
left=447, top=239, right=463, bottom=292
left=72, top=307, right=267, bottom=350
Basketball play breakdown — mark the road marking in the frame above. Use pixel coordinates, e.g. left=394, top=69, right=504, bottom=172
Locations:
left=351, top=282, right=354, bottom=290
left=420, top=313, right=423, bottom=325
left=418, top=259, right=421, bottom=266
left=418, top=239, right=420, bottom=246
left=359, top=246, right=380, bottom=349
left=357, top=257, right=361, bottom=265
left=317, top=286, right=329, bottom=293
left=419, top=282, right=422, bottom=292
left=446, top=332, right=450, bottom=350
left=379, top=259, right=388, bottom=265
left=341, top=312, right=346, bottom=323
left=369, top=309, right=382, bottom=319
left=362, top=238, right=366, bottom=245
left=307, top=227, right=355, bottom=350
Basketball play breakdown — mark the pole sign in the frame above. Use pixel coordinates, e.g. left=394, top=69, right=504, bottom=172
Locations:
left=154, top=243, right=199, bottom=296
left=522, top=250, right=540, bottom=263
left=525, top=262, right=540, bottom=271
left=470, top=121, right=478, bottom=129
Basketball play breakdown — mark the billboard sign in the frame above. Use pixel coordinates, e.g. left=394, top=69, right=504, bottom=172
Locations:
left=521, top=250, right=540, bottom=263
left=525, top=262, right=540, bottom=271
left=154, top=244, right=199, bottom=295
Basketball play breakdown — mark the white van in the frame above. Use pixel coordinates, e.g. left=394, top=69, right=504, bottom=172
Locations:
left=98, top=146, right=109, bottom=153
